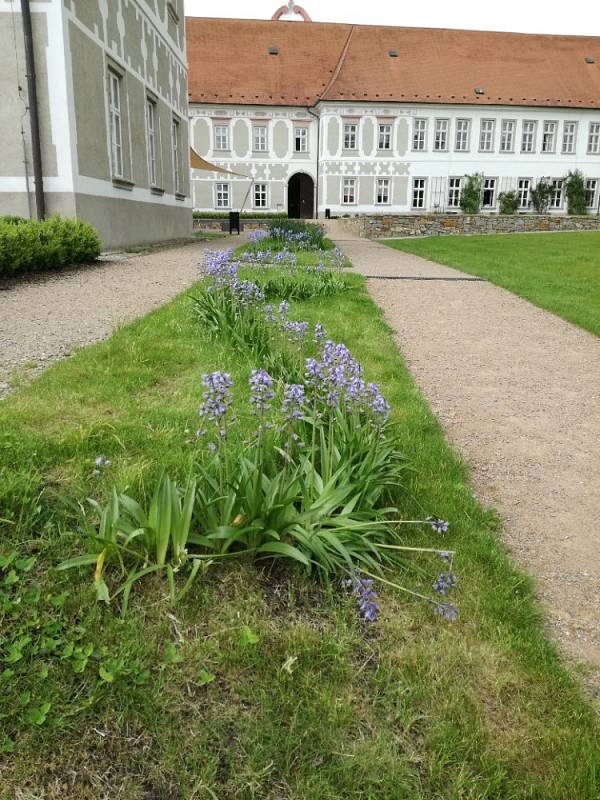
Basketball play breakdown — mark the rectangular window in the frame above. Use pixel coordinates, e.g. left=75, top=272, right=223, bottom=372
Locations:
left=479, top=119, right=495, bottom=152
left=378, top=123, right=392, bottom=150
left=412, top=178, right=426, bottom=209
left=482, top=178, right=497, bottom=208
left=550, top=179, right=563, bottom=209
left=588, top=122, right=600, bottom=154
left=585, top=179, right=598, bottom=209
left=214, top=124, right=230, bottom=151
left=342, top=177, right=356, bottom=205
left=215, top=182, right=230, bottom=209
left=172, top=118, right=181, bottom=193
left=108, top=70, right=123, bottom=177
left=500, top=119, right=515, bottom=152
left=518, top=178, right=531, bottom=209
left=146, top=98, right=157, bottom=186
left=253, top=182, right=268, bottom=208
left=562, top=121, right=577, bottom=154
left=412, top=118, right=427, bottom=151
left=343, top=122, right=358, bottom=150
left=434, top=119, right=449, bottom=151
left=447, top=177, right=462, bottom=208
left=455, top=119, right=470, bottom=152
left=253, top=125, right=268, bottom=152
left=542, top=121, right=557, bottom=153
left=521, top=121, right=537, bottom=153
left=294, top=126, right=308, bottom=152
left=376, top=177, right=390, bottom=205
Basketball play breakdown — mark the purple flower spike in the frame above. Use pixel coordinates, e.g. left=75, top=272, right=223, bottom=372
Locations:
left=282, top=383, right=305, bottom=421
left=199, top=371, right=234, bottom=430
left=432, top=572, right=457, bottom=596
left=344, top=571, right=380, bottom=623
left=434, top=603, right=459, bottom=622
left=249, top=369, right=274, bottom=415
left=427, top=517, right=450, bottom=534
left=278, top=300, right=290, bottom=317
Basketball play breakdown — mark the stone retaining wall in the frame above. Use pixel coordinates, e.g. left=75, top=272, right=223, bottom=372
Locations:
left=346, top=213, right=600, bottom=239
left=193, top=219, right=272, bottom=232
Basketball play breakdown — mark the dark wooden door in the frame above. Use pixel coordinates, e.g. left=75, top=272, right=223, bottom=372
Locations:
left=288, top=173, right=314, bottom=219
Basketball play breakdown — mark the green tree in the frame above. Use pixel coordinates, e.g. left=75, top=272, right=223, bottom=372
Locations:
left=564, top=171, right=588, bottom=215
left=498, top=191, right=519, bottom=215
left=459, top=173, right=483, bottom=213
left=530, top=179, right=553, bottom=213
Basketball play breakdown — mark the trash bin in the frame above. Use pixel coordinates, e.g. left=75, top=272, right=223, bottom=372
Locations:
left=325, top=208, right=331, bottom=219
left=229, top=211, right=240, bottom=234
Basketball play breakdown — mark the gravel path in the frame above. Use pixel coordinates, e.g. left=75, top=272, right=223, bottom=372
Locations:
left=327, top=221, right=600, bottom=673
left=0, top=236, right=247, bottom=396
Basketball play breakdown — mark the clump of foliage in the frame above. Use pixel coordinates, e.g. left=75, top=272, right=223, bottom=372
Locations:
left=564, top=170, right=588, bottom=215
left=0, top=215, right=101, bottom=277
left=192, top=211, right=288, bottom=219
left=498, top=191, right=520, bottom=214
left=530, top=179, right=553, bottom=213
left=266, top=219, right=331, bottom=251
left=0, top=215, right=27, bottom=225
left=459, top=173, right=483, bottom=213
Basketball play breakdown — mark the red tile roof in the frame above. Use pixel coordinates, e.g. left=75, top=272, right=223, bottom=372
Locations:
left=186, top=17, right=600, bottom=109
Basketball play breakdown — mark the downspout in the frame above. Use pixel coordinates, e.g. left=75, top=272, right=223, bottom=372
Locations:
left=307, top=106, right=320, bottom=219
left=20, top=0, right=45, bottom=219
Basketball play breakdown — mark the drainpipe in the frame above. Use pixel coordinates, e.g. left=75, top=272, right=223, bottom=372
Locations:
left=21, top=0, right=45, bottom=219
left=307, top=106, right=320, bottom=219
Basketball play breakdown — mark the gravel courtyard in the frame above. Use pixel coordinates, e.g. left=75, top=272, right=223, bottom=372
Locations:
left=327, top=220, right=600, bottom=675
left=0, top=236, right=245, bottom=396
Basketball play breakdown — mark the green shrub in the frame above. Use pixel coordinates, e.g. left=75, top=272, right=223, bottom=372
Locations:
left=498, top=191, right=519, bottom=214
left=193, top=211, right=288, bottom=219
left=459, top=173, right=483, bottom=213
left=564, top=170, right=588, bottom=215
left=0, top=215, right=27, bottom=225
left=0, top=216, right=101, bottom=277
left=530, top=179, right=553, bottom=213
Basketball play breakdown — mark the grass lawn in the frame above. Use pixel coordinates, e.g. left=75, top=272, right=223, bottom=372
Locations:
left=1, top=249, right=599, bottom=798
left=382, top=231, right=600, bottom=336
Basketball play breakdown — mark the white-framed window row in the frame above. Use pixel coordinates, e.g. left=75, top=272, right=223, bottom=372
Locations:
left=447, top=177, right=462, bottom=209
left=253, top=124, right=268, bottom=153
left=412, top=177, right=427, bottom=209
left=434, top=119, right=449, bottom=152
left=343, top=122, right=358, bottom=150
left=294, top=126, right=308, bottom=153
left=375, top=177, right=391, bottom=205
left=214, top=122, right=230, bottom=151
left=562, top=121, right=577, bottom=154
left=479, top=119, right=495, bottom=153
left=172, top=117, right=181, bottom=194
left=412, top=118, right=427, bottom=151
left=521, top=121, right=537, bottom=153
left=215, top=182, right=231, bottom=209
left=588, top=122, right=600, bottom=155
left=253, top=182, right=268, bottom=209
left=455, top=119, right=470, bottom=152
left=500, top=119, right=516, bottom=153
left=342, top=177, right=357, bottom=205
left=108, top=68, right=124, bottom=178
left=549, top=178, right=564, bottom=210
left=517, top=178, right=532, bottom=209
left=377, top=122, right=392, bottom=151
left=585, top=178, right=599, bottom=210
left=482, top=177, right=497, bottom=209
left=145, top=97, right=158, bottom=187
left=542, top=121, right=557, bottom=153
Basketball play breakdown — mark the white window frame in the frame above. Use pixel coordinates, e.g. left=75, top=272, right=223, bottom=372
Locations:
left=562, top=121, right=577, bottom=154
left=215, top=182, right=231, bottom=209
left=587, top=122, right=600, bottom=154
left=434, top=119, right=449, bottom=152
left=377, top=123, right=392, bottom=151
left=253, top=182, right=268, bottom=209
left=375, top=177, right=391, bottom=205
left=253, top=125, right=268, bottom=152
left=542, top=121, right=557, bottom=154
left=294, top=126, right=308, bottom=153
left=479, top=119, right=495, bottom=153
left=550, top=179, right=564, bottom=209
left=455, top=119, right=470, bottom=152
left=146, top=98, right=157, bottom=187
left=342, top=177, right=356, bottom=205
left=585, top=178, right=598, bottom=209
left=447, top=177, right=462, bottom=209
left=412, top=118, right=427, bottom=151
left=517, top=178, right=531, bottom=209
left=412, top=177, right=427, bottom=209
left=500, top=119, right=515, bottom=153
left=172, top=117, right=181, bottom=194
left=521, top=120, right=537, bottom=154
left=343, top=122, right=358, bottom=150
left=214, top=123, right=230, bottom=151
left=482, top=177, right=497, bottom=209
left=108, top=69, right=123, bottom=178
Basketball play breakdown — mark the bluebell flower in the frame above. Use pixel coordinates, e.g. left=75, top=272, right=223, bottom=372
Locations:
left=199, top=371, right=234, bottom=433
left=434, top=603, right=458, bottom=622
left=427, top=517, right=450, bottom=534
left=282, top=383, right=305, bottom=421
left=432, top=572, right=457, bottom=596
left=249, top=369, right=274, bottom=416
left=343, top=571, right=380, bottom=623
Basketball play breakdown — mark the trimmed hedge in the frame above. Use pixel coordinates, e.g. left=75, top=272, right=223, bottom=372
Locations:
left=0, top=216, right=101, bottom=277
left=192, top=211, right=288, bottom=219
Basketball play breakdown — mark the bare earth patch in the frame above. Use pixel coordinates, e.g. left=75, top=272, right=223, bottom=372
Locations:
left=0, top=236, right=246, bottom=396
left=327, top=221, right=600, bottom=679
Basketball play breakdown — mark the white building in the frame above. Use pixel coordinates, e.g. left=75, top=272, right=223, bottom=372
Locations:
left=185, top=12, right=600, bottom=217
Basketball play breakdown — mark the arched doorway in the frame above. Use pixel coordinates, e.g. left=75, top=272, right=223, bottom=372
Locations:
left=288, top=173, right=314, bottom=219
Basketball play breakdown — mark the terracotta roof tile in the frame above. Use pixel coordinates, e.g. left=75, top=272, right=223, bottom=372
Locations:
left=186, top=17, right=600, bottom=109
